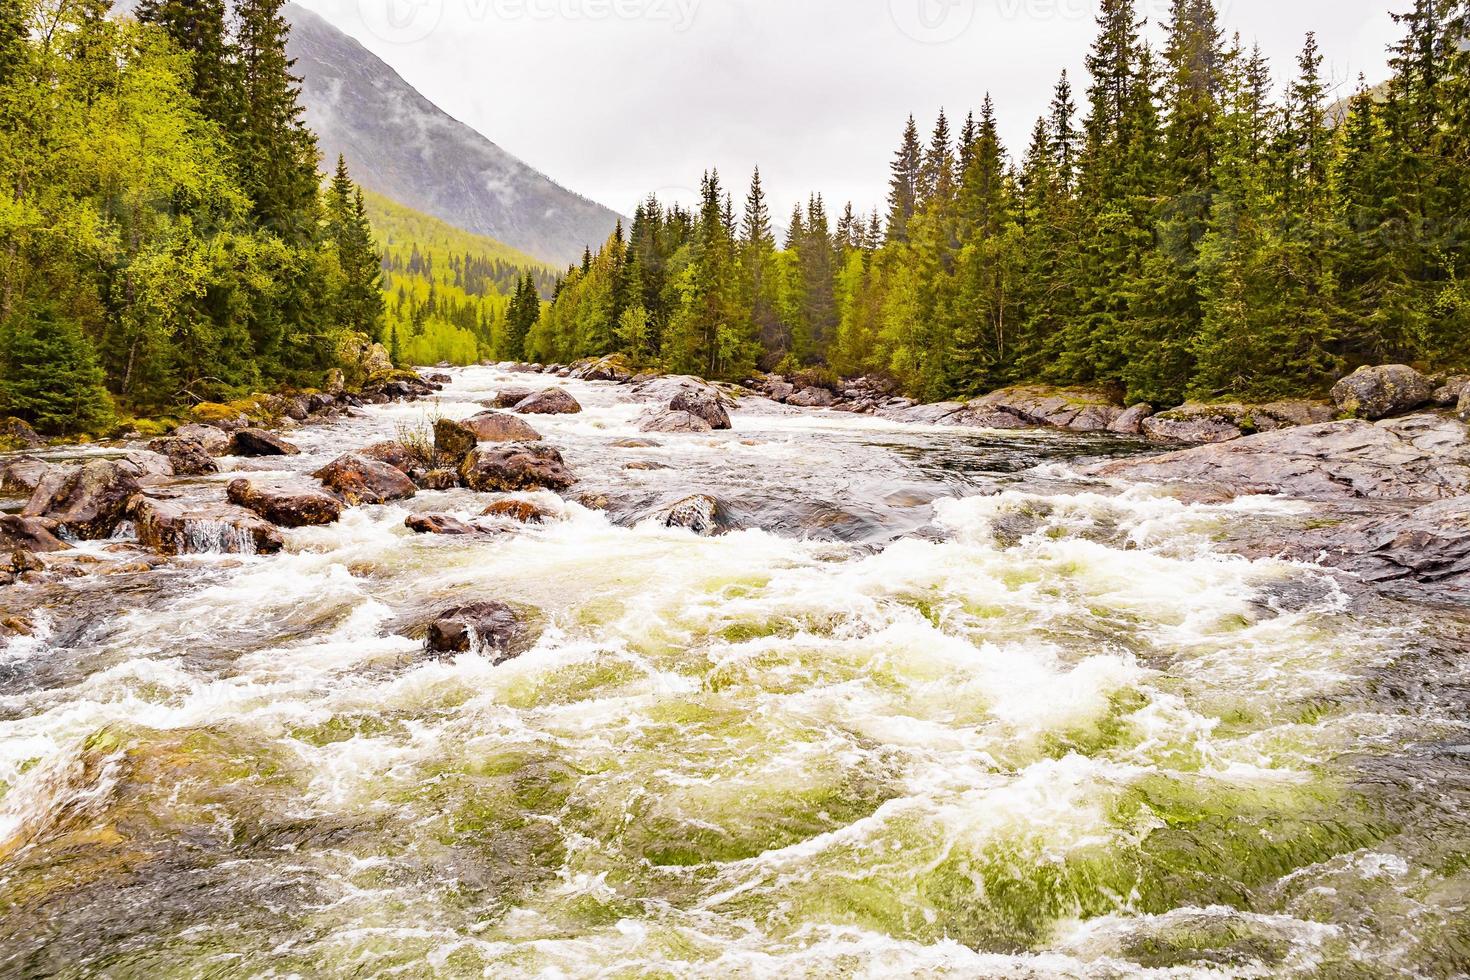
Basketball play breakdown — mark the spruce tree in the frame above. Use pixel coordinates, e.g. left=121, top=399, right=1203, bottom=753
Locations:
left=136, top=0, right=237, bottom=132
left=886, top=116, right=923, bottom=242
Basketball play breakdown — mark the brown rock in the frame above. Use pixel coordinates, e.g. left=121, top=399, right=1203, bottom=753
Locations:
left=1142, top=404, right=1249, bottom=444
left=481, top=500, right=555, bottom=524
left=405, top=513, right=485, bottom=535
left=460, top=444, right=576, bottom=492
left=514, top=387, right=582, bottom=415
left=148, top=438, right=219, bottom=476
left=230, top=428, right=301, bottom=457
left=657, top=494, right=721, bottom=535
left=425, top=601, right=530, bottom=661
left=418, top=469, right=461, bottom=491
left=462, top=411, right=543, bottom=443
left=787, top=387, right=835, bottom=408
left=669, top=389, right=732, bottom=429
left=489, top=387, right=535, bottom=409
left=611, top=438, right=661, bottom=448
left=360, top=441, right=417, bottom=474
left=2, top=417, right=44, bottom=449
left=128, top=495, right=284, bottom=555
left=0, top=515, right=70, bottom=553
left=1, top=456, right=55, bottom=496
left=227, top=479, right=343, bottom=527
left=23, top=459, right=143, bottom=539
left=1108, top=404, right=1154, bottom=436
left=172, top=423, right=233, bottom=455
left=314, top=454, right=418, bottom=506
left=434, top=417, right=478, bottom=463
left=639, top=409, right=713, bottom=434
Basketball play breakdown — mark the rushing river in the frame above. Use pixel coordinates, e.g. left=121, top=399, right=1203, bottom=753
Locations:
left=3, top=367, right=1470, bottom=978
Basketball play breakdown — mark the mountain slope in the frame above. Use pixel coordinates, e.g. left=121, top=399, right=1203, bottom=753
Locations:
left=285, top=2, right=620, bottom=267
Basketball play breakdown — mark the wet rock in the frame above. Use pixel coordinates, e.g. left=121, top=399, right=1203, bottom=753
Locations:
left=1109, top=404, right=1154, bottom=436
left=172, top=423, right=232, bottom=455
left=405, top=513, right=485, bottom=535
left=1252, top=400, right=1336, bottom=430
left=669, top=389, right=732, bottom=430
left=1142, top=404, right=1251, bottom=444
left=147, top=438, right=219, bottom=476
left=360, top=441, right=417, bottom=474
left=23, top=459, right=143, bottom=538
left=1459, top=387, right=1470, bottom=424
left=1433, top=375, right=1470, bottom=406
left=966, top=385, right=1124, bottom=431
left=887, top=402, right=966, bottom=424
left=0, top=515, right=70, bottom=553
left=514, top=387, right=582, bottom=415
left=1331, top=364, right=1435, bottom=420
left=229, top=428, right=301, bottom=457
left=462, top=411, right=543, bottom=443
left=766, top=380, right=796, bottom=402
left=433, top=418, right=478, bottom=464
left=576, top=354, right=635, bottom=382
left=1, top=417, right=44, bottom=449
left=425, top=601, right=531, bottom=661
left=418, top=469, right=462, bottom=491
left=427, top=372, right=453, bottom=385
left=128, top=494, right=284, bottom=556
left=481, top=499, right=555, bottom=524
left=639, top=409, right=713, bottom=434
left=611, top=438, right=660, bottom=449
left=227, top=479, right=343, bottom=528
left=314, top=454, right=418, bottom=506
left=1088, top=415, right=1470, bottom=502
left=489, top=387, right=535, bottom=409
left=946, top=408, right=1036, bottom=430
left=460, top=444, right=576, bottom=492
left=657, top=494, right=721, bottom=535
left=625, top=461, right=670, bottom=471
left=1, top=456, right=54, bottom=496
left=1316, top=497, right=1470, bottom=593
left=121, top=450, right=176, bottom=482
left=787, top=387, right=835, bottom=408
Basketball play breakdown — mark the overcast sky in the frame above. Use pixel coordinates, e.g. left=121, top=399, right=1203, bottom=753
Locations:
left=295, top=0, right=1400, bottom=221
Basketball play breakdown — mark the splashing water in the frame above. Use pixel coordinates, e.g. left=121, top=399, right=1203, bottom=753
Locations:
left=2, top=367, right=1470, bottom=978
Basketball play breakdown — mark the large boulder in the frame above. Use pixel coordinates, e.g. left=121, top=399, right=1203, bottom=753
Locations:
left=489, top=387, right=535, bottom=409
left=1, top=456, right=55, bottom=496
left=314, top=454, right=418, bottom=506
left=514, top=387, right=582, bottom=415
left=669, top=389, right=732, bottom=430
left=1142, top=404, right=1251, bottom=444
left=1315, top=497, right=1470, bottom=594
left=787, top=387, right=835, bottom=408
left=433, top=418, right=478, bottom=464
left=172, top=423, right=233, bottom=456
left=360, top=441, right=418, bottom=474
left=147, top=438, right=219, bottom=476
left=1331, top=365, right=1436, bottom=420
left=1109, top=404, right=1155, bottom=436
left=462, top=411, right=543, bottom=443
left=1, top=417, right=44, bottom=449
left=460, top=444, right=576, bottom=492
left=229, top=428, right=301, bottom=457
left=965, top=385, right=1125, bottom=432
left=424, top=601, right=532, bottom=661
left=639, top=409, right=713, bottom=434
left=1088, top=415, right=1470, bottom=502
left=657, top=494, right=722, bottom=535
left=227, top=479, right=343, bottom=528
left=23, top=459, right=144, bottom=538
left=576, top=354, right=636, bottom=383
left=128, top=494, right=284, bottom=556
left=0, top=515, right=70, bottom=553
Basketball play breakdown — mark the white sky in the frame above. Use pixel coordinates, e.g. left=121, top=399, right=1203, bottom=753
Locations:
left=295, top=0, right=1399, bottom=221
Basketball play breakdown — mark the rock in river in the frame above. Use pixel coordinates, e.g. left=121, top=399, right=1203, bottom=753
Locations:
left=0, top=515, right=70, bottom=553
left=405, top=513, right=486, bottom=536
left=314, top=454, right=418, bottom=506
left=23, top=459, right=144, bottom=539
left=514, top=387, right=582, bottom=415
left=128, top=494, right=284, bottom=556
left=433, top=418, right=478, bottom=464
left=1, top=456, right=55, bottom=496
left=481, top=499, right=556, bottom=524
left=148, top=438, right=220, bottom=476
left=1331, top=364, right=1435, bottom=420
left=171, top=423, right=233, bottom=456
left=425, top=601, right=531, bottom=661
left=229, top=428, right=301, bottom=457
left=227, top=479, right=343, bottom=528
left=462, top=411, right=543, bottom=443
left=657, top=494, right=722, bottom=535
left=460, top=444, right=576, bottom=492
left=669, top=389, right=732, bottom=430
left=640, top=409, right=713, bottom=434
left=1088, top=414, right=1470, bottom=502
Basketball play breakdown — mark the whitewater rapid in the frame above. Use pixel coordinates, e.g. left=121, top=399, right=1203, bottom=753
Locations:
left=2, top=367, right=1468, bottom=978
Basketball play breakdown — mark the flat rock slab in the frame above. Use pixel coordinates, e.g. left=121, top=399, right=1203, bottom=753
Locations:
left=1087, top=415, right=1470, bottom=502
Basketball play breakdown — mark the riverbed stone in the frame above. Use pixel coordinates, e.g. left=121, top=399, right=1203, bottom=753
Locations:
left=405, top=513, right=485, bottom=536
left=514, top=387, right=582, bottom=415
left=171, top=423, right=233, bottom=456
left=787, top=387, right=835, bottom=408
left=481, top=499, right=555, bottom=524
left=227, top=479, right=343, bottom=528
left=1142, top=404, right=1251, bottom=443
left=658, top=494, right=721, bottom=535
left=128, top=494, right=284, bottom=556
left=230, top=428, right=301, bottom=457
left=462, top=411, right=543, bottom=443
left=489, top=387, right=535, bottom=409
left=147, top=438, right=219, bottom=476
left=23, top=459, right=144, bottom=538
left=1331, top=364, right=1436, bottom=420
left=1088, top=414, right=1470, bottom=502
left=1109, top=404, right=1155, bottom=435
left=424, top=601, right=531, bottom=660
left=433, top=418, right=478, bottom=463
left=360, top=441, right=418, bottom=474
left=0, top=515, right=70, bottom=553
left=669, top=389, right=732, bottom=430
left=1, top=457, right=55, bottom=496
left=1459, top=387, right=1470, bottom=424
left=1, top=417, right=44, bottom=449
left=418, top=469, right=462, bottom=491
left=640, top=409, right=714, bottom=434
left=314, top=454, right=418, bottom=506
left=460, top=444, right=576, bottom=492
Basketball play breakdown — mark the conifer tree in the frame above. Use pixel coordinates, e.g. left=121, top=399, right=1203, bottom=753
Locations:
left=886, top=116, right=923, bottom=242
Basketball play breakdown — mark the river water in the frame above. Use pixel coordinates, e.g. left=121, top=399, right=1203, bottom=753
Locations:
left=3, top=367, right=1470, bottom=978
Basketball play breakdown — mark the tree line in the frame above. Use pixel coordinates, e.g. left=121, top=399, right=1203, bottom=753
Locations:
left=0, top=0, right=385, bottom=435
left=535, top=0, right=1470, bottom=406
